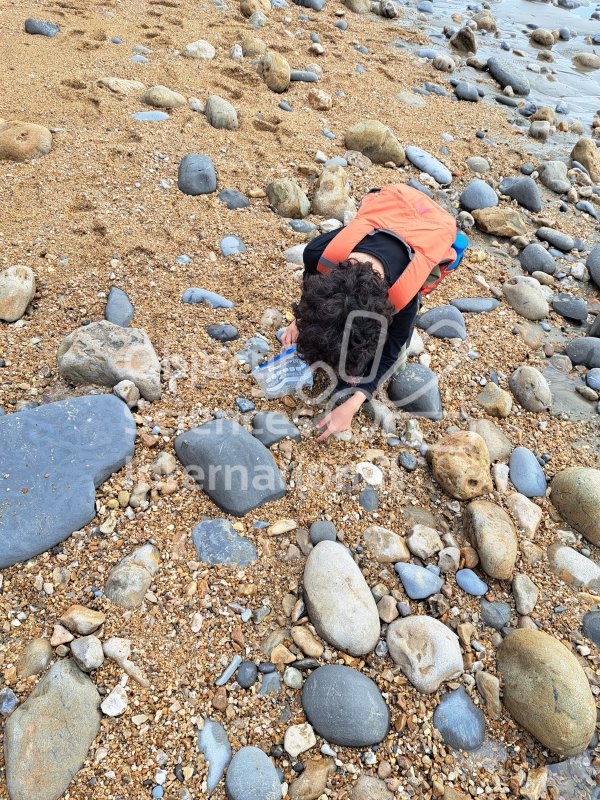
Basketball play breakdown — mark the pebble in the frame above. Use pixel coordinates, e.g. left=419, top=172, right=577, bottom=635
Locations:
left=226, top=747, right=280, bottom=800
left=417, top=305, right=466, bottom=339
left=25, top=18, right=60, bottom=36
left=191, top=519, right=257, bottom=566
left=387, top=615, right=463, bottom=692
left=178, top=154, right=217, bottom=195
left=309, top=520, right=336, bottom=544
left=433, top=686, right=486, bottom=751
left=395, top=563, right=443, bottom=599
left=509, top=447, right=547, bottom=497
left=460, top=179, right=498, bottom=211
left=218, top=189, right=249, bottom=209
left=405, top=146, right=452, bottom=185
left=480, top=599, right=511, bottom=629
left=456, top=568, right=488, bottom=596
left=207, top=324, right=239, bottom=341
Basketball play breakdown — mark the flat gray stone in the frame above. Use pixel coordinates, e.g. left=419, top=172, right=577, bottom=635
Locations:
left=433, top=686, right=485, bottom=751
left=175, top=419, right=286, bottom=516
left=25, top=18, right=59, bottom=36
left=487, top=57, right=531, bottom=95
left=509, top=447, right=547, bottom=497
left=5, top=660, right=100, bottom=800
left=105, top=286, right=134, bottom=327
left=251, top=411, right=300, bottom=448
left=191, top=518, right=257, bottom=566
left=552, top=294, right=588, bottom=322
left=566, top=338, right=600, bottom=368
left=460, top=179, right=498, bottom=211
left=536, top=227, right=574, bottom=252
left=302, top=665, right=389, bottom=746
left=519, top=244, right=557, bottom=275
left=405, top=146, right=452, bottom=185
left=387, top=363, right=443, bottom=420
left=498, top=177, right=541, bottom=212
left=0, top=396, right=135, bottom=568
left=417, top=305, right=467, bottom=339
left=450, top=297, right=500, bottom=313
left=225, top=746, right=280, bottom=800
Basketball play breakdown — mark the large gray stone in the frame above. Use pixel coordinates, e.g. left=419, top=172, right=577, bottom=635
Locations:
left=303, top=541, right=380, bottom=656
left=302, top=665, right=390, bottom=746
left=4, top=659, right=101, bottom=800
left=178, top=154, right=217, bottom=195
left=251, top=411, right=300, bottom=448
left=487, top=57, right=531, bottom=95
left=405, top=147, right=452, bottom=185
left=538, top=161, right=571, bottom=194
left=566, top=338, right=600, bottom=368
left=57, top=320, right=161, bottom=400
left=509, top=447, right=547, bottom=497
left=433, top=686, right=485, bottom=751
left=498, top=177, right=541, bottom=212
left=105, top=286, right=134, bottom=327
left=175, top=419, right=286, bottom=515
left=225, top=746, right=280, bottom=800
left=417, top=305, right=466, bottom=339
left=460, top=179, right=498, bottom=211
left=0, top=396, right=135, bottom=569
left=191, top=519, right=257, bottom=566
left=387, top=363, right=443, bottom=420
left=587, top=244, right=600, bottom=289
left=519, top=244, right=556, bottom=275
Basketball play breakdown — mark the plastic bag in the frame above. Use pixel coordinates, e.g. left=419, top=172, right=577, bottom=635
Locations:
left=252, top=346, right=313, bottom=399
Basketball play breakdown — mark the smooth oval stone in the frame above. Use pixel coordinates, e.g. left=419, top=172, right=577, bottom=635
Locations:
left=416, top=48, right=437, bottom=58
left=183, top=288, right=234, bottom=308
left=509, top=447, right=547, bottom=498
left=25, top=18, right=60, bottom=36
left=417, top=305, right=466, bottom=339
left=577, top=201, right=598, bottom=220
left=536, top=227, right=574, bottom=252
left=395, top=562, right=443, bottom=599
left=290, top=70, right=319, bottom=82
left=481, top=599, right=511, bottom=629
left=131, top=54, right=149, bottom=62
left=460, top=179, right=498, bottom=211
left=278, top=102, right=293, bottom=112
left=387, top=363, right=443, bottom=420
left=552, top=294, right=588, bottom=322
left=456, top=568, right=488, bottom=596
left=433, top=686, right=486, bottom=751
left=289, top=219, right=317, bottom=232
left=359, top=485, right=379, bottom=511
left=455, top=81, right=480, bottom=102
left=405, top=146, right=452, bottom=185
left=105, top=286, right=134, bottom=327
left=207, top=324, right=239, bottom=342
left=220, top=235, right=246, bottom=256
left=586, top=369, right=600, bottom=390
left=132, top=111, right=169, bottom=121
left=309, top=519, right=336, bottom=544
left=498, top=177, right=541, bottom=213
left=303, top=541, right=379, bottom=656
left=218, top=189, right=249, bottom=209
left=178, top=153, right=217, bottom=195
left=487, top=56, right=531, bottom=95
left=302, top=665, right=390, bottom=746
left=450, top=298, right=499, bottom=313
left=237, top=661, right=258, bottom=688
left=582, top=609, right=600, bottom=647
left=225, top=747, right=280, bottom=800
left=335, top=19, right=348, bottom=29
left=197, top=719, right=231, bottom=794
left=519, top=244, right=556, bottom=275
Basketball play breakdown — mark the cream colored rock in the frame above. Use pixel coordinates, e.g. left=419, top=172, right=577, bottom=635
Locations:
left=571, top=137, right=600, bottom=182
left=291, top=626, right=324, bottom=658
left=0, top=265, right=35, bottom=322
left=240, top=0, right=270, bottom=15
left=550, top=467, right=600, bottom=546
left=60, top=605, right=105, bottom=635
left=468, top=419, right=512, bottom=462
left=477, top=382, right=513, bottom=417
left=98, top=77, right=145, bottom=94
left=473, top=207, right=527, bottom=237
left=311, top=165, right=355, bottom=222
left=57, top=320, right=162, bottom=401
left=497, top=629, right=596, bottom=756
left=266, top=178, right=309, bottom=218
left=259, top=51, right=290, bottom=93
left=307, top=88, right=332, bottom=110
left=363, top=525, right=409, bottom=562
left=506, top=492, right=542, bottom=537
left=429, top=431, right=492, bottom=500
left=344, top=120, right=405, bottom=165
left=142, top=85, right=186, bottom=109
left=241, top=35, right=267, bottom=56
left=464, top=500, right=518, bottom=579
left=303, top=541, right=380, bottom=656
left=0, top=121, right=52, bottom=161
left=104, top=543, right=161, bottom=609
left=182, top=39, right=216, bottom=59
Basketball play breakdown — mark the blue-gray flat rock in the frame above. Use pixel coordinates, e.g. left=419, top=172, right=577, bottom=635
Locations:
left=182, top=288, right=234, bottom=308
left=178, top=154, right=217, bottom=195
left=456, top=568, right=488, bottom=595
left=218, top=189, right=249, bottom=209
left=290, top=70, right=319, bottom=82
left=207, top=324, right=239, bottom=341
left=481, top=599, right=511, bottom=629
left=192, top=519, right=257, bottom=566
left=487, top=57, right=531, bottom=96
left=417, top=305, right=467, bottom=339
left=252, top=411, right=300, bottom=448
left=310, top=520, right=336, bottom=544
left=498, top=177, right=541, bottom=212
left=395, top=563, right=443, bottom=599
left=405, top=147, right=452, bottom=185
left=302, top=665, right=390, bottom=746
left=388, top=363, right=443, bottom=420
left=536, top=227, right=574, bottom=252
left=237, top=661, right=258, bottom=688
left=454, top=82, right=480, bottom=102
left=220, top=236, right=246, bottom=257
left=450, top=298, right=500, bottom=313
left=509, top=447, right=546, bottom=497
left=552, top=294, right=588, bottom=322
left=566, top=338, right=600, bottom=368
left=225, top=747, right=280, bottom=800
left=433, top=686, right=485, bottom=751
left=0, top=396, right=135, bottom=569
left=519, top=244, right=557, bottom=275
left=197, top=719, right=231, bottom=795
left=105, top=286, right=134, bottom=327
left=460, top=180, right=498, bottom=211
left=25, top=18, right=59, bottom=36
left=175, top=419, right=286, bottom=516
left=582, top=609, right=600, bottom=647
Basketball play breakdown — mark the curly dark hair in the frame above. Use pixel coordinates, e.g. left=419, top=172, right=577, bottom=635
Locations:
left=293, top=258, right=395, bottom=377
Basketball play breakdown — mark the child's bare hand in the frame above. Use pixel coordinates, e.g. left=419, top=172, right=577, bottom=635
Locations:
left=281, top=319, right=299, bottom=348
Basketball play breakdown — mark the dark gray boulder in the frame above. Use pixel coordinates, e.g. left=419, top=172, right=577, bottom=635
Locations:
left=302, top=665, right=390, bottom=746
left=174, top=419, right=286, bottom=516
left=388, top=363, right=443, bottom=420
left=0, top=396, right=135, bottom=569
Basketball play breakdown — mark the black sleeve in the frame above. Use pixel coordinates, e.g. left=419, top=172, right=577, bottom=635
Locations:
left=351, top=294, right=420, bottom=398
left=302, top=230, right=339, bottom=274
